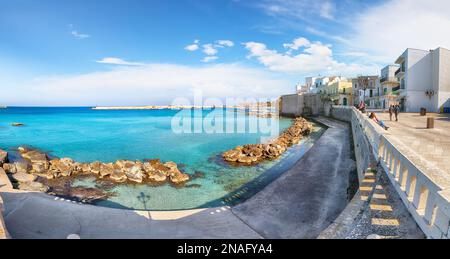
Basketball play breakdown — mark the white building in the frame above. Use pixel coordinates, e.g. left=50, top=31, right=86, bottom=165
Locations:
left=380, top=65, right=400, bottom=110
left=395, top=47, right=450, bottom=112
left=305, top=76, right=347, bottom=94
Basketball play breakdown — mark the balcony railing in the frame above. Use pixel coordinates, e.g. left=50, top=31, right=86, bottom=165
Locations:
left=395, top=68, right=405, bottom=77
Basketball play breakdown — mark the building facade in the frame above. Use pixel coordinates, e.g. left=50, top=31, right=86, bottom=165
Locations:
left=380, top=65, right=400, bottom=110
left=395, top=47, right=450, bottom=113
left=352, top=76, right=381, bottom=108
left=305, top=76, right=347, bottom=94
left=323, top=81, right=353, bottom=106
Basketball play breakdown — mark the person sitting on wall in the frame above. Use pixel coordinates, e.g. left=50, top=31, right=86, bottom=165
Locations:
left=369, top=112, right=389, bottom=130
left=358, top=101, right=366, bottom=113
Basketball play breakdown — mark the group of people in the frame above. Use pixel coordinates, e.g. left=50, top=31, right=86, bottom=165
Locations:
left=388, top=105, right=401, bottom=122
left=357, top=101, right=401, bottom=131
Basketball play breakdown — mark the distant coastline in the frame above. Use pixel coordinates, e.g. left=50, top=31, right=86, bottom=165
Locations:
left=92, top=105, right=242, bottom=110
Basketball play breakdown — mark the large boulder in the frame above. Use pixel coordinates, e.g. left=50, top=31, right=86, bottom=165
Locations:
left=143, top=162, right=167, bottom=182
left=164, top=162, right=189, bottom=184
left=3, top=162, right=29, bottom=174
left=90, top=161, right=102, bottom=175
left=49, top=158, right=74, bottom=177
left=17, top=181, right=49, bottom=192
left=11, top=172, right=37, bottom=183
left=170, top=171, right=190, bottom=184
left=21, top=150, right=47, bottom=164
left=109, top=164, right=127, bottom=183
left=99, top=163, right=114, bottom=178
left=78, top=163, right=92, bottom=175
left=0, top=149, right=7, bottom=166
left=222, top=149, right=242, bottom=162
left=123, top=162, right=145, bottom=183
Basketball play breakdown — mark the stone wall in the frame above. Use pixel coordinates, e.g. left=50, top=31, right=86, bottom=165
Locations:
left=279, top=93, right=327, bottom=117
left=328, top=106, right=383, bottom=183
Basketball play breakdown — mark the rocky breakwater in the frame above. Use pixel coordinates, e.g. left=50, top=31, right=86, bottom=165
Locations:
left=1, top=147, right=191, bottom=194
left=222, top=117, right=312, bottom=165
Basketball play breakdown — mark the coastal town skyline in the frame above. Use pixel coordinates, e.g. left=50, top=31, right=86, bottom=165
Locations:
left=2, top=0, right=450, bottom=106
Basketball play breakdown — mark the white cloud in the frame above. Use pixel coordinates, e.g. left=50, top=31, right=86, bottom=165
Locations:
left=216, top=40, right=234, bottom=48
left=184, top=40, right=200, bottom=51
left=69, top=24, right=90, bottom=40
left=16, top=64, right=291, bottom=106
left=244, top=37, right=378, bottom=75
left=202, top=44, right=218, bottom=56
left=185, top=44, right=199, bottom=51
left=283, top=37, right=310, bottom=52
left=186, top=39, right=234, bottom=62
left=96, top=57, right=144, bottom=66
left=350, top=0, right=450, bottom=62
left=202, top=56, right=218, bottom=63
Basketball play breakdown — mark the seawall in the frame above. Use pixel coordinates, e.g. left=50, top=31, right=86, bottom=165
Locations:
left=325, top=106, right=450, bottom=239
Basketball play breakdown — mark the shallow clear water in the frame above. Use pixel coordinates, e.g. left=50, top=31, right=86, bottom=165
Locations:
left=0, top=107, right=325, bottom=210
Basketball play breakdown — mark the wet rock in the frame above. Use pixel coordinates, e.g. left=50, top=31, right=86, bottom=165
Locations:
left=3, top=162, right=29, bottom=174
left=11, top=172, right=37, bottom=183
left=21, top=150, right=47, bottom=164
left=148, top=171, right=167, bottom=182
left=69, top=187, right=110, bottom=202
left=0, top=149, right=7, bottom=166
left=143, top=162, right=167, bottom=182
left=109, top=171, right=128, bottom=183
left=17, top=146, right=28, bottom=153
left=99, top=163, right=114, bottom=178
left=170, top=172, right=190, bottom=184
left=51, top=158, right=74, bottom=177
left=78, top=163, right=91, bottom=175
left=222, top=117, right=312, bottom=165
left=185, top=184, right=201, bottom=188
left=222, top=149, right=242, bottom=162
left=18, top=181, right=49, bottom=192
left=90, top=161, right=102, bottom=175
left=125, top=164, right=145, bottom=183
left=109, top=164, right=127, bottom=183
left=31, top=162, right=49, bottom=174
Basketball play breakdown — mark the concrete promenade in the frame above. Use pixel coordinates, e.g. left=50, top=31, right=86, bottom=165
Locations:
left=0, top=117, right=356, bottom=239
left=233, top=117, right=356, bottom=238
left=377, top=112, right=450, bottom=174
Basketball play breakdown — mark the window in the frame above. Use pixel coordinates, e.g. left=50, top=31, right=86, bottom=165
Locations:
left=370, top=89, right=373, bottom=97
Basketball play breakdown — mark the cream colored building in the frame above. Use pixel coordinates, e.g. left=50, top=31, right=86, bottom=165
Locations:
left=324, top=81, right=353, bottom=106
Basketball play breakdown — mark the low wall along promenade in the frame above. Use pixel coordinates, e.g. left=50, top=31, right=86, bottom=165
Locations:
left=329, top=106, right=450, bottom=239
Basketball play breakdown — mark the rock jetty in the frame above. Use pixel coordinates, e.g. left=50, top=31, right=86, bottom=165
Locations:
left=222, top=117, right=312, bottom=165
left=1, top=147, right=191, bottom=193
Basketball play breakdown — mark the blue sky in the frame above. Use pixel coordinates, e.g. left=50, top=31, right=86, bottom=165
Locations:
left=1, top=0, right=450, bottom=106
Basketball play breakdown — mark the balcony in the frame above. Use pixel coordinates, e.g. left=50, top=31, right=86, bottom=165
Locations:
left=381, top=77, right=400, bottom=85
left=395, top=68, right=405, bottom=78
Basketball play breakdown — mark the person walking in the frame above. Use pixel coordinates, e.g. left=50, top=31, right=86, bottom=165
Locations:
left=388, top=105, right=394, bottom=121
left=394, top=104, right=400, bottom=122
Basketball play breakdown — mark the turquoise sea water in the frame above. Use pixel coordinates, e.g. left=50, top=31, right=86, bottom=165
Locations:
left=0, top=107, right=325, bottom=210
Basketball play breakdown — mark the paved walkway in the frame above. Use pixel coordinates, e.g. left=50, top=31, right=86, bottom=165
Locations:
left=1, top=117, right=356, bottom=239
left=377, top=112, right=450, bottom=175
left=232, top=117, right=356, bottom=238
